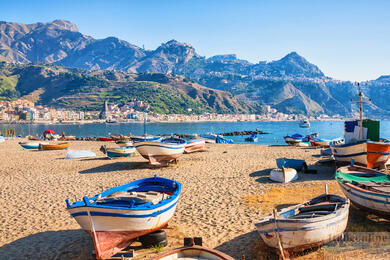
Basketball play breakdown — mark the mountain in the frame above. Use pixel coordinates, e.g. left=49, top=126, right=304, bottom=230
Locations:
left=0, top=62, right=253, bottom=114
left=0, top=19, right=389, bottom=117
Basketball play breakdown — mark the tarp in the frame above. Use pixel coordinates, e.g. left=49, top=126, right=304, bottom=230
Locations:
left=216, top=135, right=234, bottom=144
left=363, top=119, right=380, bottom=142
left=336, top=170, right=390, bottom=184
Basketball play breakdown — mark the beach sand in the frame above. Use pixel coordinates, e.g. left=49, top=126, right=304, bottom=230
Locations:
left=0, top=140, right=389, bottom=259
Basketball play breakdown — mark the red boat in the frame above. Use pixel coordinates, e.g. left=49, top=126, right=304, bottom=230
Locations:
left=97, top=137, right=114, bottom=142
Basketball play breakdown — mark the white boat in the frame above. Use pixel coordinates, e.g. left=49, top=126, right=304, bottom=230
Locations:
left=65, top=150, right=96, bottom=159
left=152, top=245, right=234, bottom=260
left=66, top=176, right=181, bottom=260
left=255, top=192, right=349, bottom=253
left=184, top=138, right=206, bottom=153
left=135, top=137, right=186, bottom=166
left=269, top=168, right=298, bottom=183
left=19, top=141, right=48, bottom=149
left=299, top=120, right=310, bottom=128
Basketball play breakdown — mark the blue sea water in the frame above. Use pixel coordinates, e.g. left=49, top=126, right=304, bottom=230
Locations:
left=1, top=120, right=390, bottom=145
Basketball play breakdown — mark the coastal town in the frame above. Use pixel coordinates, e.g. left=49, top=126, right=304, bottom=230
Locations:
left=0, top=99, right=344, bottom=123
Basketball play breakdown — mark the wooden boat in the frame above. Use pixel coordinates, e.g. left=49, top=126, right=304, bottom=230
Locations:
left=66, top=176, right=181, bottom=260
left=106, top=146, right=136, bottom=159
left=284, top=134, right=303, bottom=145
left=184, top=138, right=206, bottom=153
left=130, top=135, right=162, bottom=143
left=135, top=137, right=186, bottom=166
left=39, top=142, right=69, bottom=150
left=336, top=165, right=390, bottom=218
left=309, top=138, right=331, bottom=148
left=19, top=141, right=48, bottom=149
left=276, top=158, right=307, bottom=171
left=269, top=168, right=298, bottom=183
left=245, top=134, right=258, bottom=142
left=299, top=119, right=310, bottom=128
left=66, top=150, right=96, bottom=159
left=152, top=245, right=234, bottom=260
left=97, top=137, right=114, bottom=142
left=255, top=192, right=349, bottom=253
left=331, top=140, right=390, bottom=168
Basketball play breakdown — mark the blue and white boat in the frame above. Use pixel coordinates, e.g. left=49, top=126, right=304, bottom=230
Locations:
left=255, top=192, right=349, bottom=253
left=245, top=134, right=258, bottom=142
left=106, top=146, right=136, bottom=159
left=184, top=138, right=206, bottom=153
left=19, top=141, right=48, bottom=149
left=66, top=175, right=181, bottom=260
left=336, top=165, right=390, bottom=218
left=66, top=150, right=96, bottom=159
left=299, top=119, right=310, bottom=128
left=135, top=137, right=186, bottom=166
left=276, top=158, right=307, bottom=171
left=284, top=134, right=303, bottom=145
left=130, top=135, right=161, bottom=143
left=215, top=135, right=233, bottom=144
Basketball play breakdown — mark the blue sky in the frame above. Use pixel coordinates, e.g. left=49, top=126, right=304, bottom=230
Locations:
left=2, top=0, right=389, bottom=81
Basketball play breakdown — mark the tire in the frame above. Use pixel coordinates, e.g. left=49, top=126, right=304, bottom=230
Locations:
left=139, top=230, right=167, bottom=248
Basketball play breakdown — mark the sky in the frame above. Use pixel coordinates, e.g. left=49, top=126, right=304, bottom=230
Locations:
left=2, top=0, right=389, bottom=81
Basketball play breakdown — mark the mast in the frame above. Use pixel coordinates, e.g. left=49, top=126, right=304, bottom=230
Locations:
left=350, top=82, right=371, bottom=140
left=143, top=112, right=147, bottom=136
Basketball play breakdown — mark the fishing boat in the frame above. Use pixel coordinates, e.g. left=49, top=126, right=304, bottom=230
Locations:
left=66, top=176, right=181, bottom=260
left=245, top=133, right=258, bottom=142
left=66, top=150, right=96, bottom=159
left=184, top=138, right=206, bottom=153
left=299, top=119, right=310, bottom=128
left=19, top=141, right=48, bottom=149
left=39, top=142, right=69, bottom=150
left=97, top=137, right=114, bottom=142
left=135, top=137, right=186, bottom=166
left=130, top=135, right=162, bottom=143
left=276, top=158, right=307, bottom=171
left=284, top=134, right=303, bottom=145
left=309, top=138, right=331, bottom=148
left=269, top=168, right=298, bottom=183
left=336, top=165, right=390, bottom=218
left=106, top=146, right=136, bottom=159
left=331, top=84, right=390, bottom=168
left=255, top=190, right=349, bottom=254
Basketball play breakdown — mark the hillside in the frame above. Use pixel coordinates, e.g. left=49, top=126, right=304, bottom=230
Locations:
left=1, top=20, right=390, bottom=116
left=0, top=63, right=253, bottom=114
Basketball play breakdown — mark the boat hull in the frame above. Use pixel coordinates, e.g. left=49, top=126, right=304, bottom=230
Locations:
left=331, top=140, right=390, bottom=168
left=106, top=147, right=135, bottom=159
left=184, top=139, right=206, bottom=153
left=269, top=168, right=298, bottom=183
left=135, top=142, right=185, bottom=166
left=39, top=142, right=69, bottom=150
left=151, top=245, right=234, bottom=260
left=19, top=142, right=48, bottom=149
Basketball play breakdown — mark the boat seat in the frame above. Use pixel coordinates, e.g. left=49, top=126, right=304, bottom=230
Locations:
left=98, top=191, right=169, bottom=205
left=290, top=211, right=333, bottom=219
left=299, top=203, right=337, bottom=213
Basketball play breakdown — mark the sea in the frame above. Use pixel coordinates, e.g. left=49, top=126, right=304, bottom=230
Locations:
left=2, top=120, right=390, bottom=145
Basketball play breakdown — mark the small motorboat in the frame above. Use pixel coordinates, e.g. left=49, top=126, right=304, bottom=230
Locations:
left=19, top=141, right=48, bottom=149
left=66, top=175, right=181, bottom=260
left=299, top=119, right=310, bottom=128
left=39, top=142, right=69, bottom=150
left=184, top=138, right=206, bottom=153
left=336, top=165, right=390, bottom=218
left=255, top=190, right=349, bottom=254
left=66, top=150, right=96, bottom=159
left=269, top=168, right=298, bottom=183
left=135, top=137, right=186, bottom=166
left=284, top=134, right=303, bottom=145
left=245, top=134, right=258, bottom=142
left=309, top=138, right=331, bottom=148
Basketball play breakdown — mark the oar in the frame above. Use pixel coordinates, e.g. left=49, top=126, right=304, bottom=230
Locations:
left=273, top=209, right=286, bottom=260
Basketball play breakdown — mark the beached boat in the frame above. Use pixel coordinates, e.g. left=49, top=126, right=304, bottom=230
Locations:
left=284, top=134, right=303, bottom=145
left=66, top=150, right=96, bottom=159
left=331, top=140, right=390, bottom=168
left=97, top=137, right=114, bottom=142
left=336, top=165, right=390, bottom=218
left=66, top=176, right=181, bottom=260
left=19, top=141, right=48, bottom=149
left=255, top=192, right=349, bottom=253
left=309, top=138, right=331, bottom=148
left=184, top=138, right=206, bottom=153
left=276, top=158, right=307, bottom=171
left=245, top=134, right=258, bottom=142
left=39, top=142, right=69, bottom=150
left=130, top=135, right=162, bottom=143
left=299, top=119, right=310, bottom=128
left=59, top=135, right=76, bottom=140
left=152, top=245, right=234, bottom=260
left=269, top=168, right=298, bottom=183
left=135, top=137, right=186, bottom=166
left=106, top=146, right=136, bottom=159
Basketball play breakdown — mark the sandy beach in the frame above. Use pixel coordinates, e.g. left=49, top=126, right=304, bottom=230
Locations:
left=1, top=140, right=389, bottom=260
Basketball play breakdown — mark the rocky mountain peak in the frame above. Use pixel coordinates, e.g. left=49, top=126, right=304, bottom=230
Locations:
left=51, top=19, right=79, bottom=32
